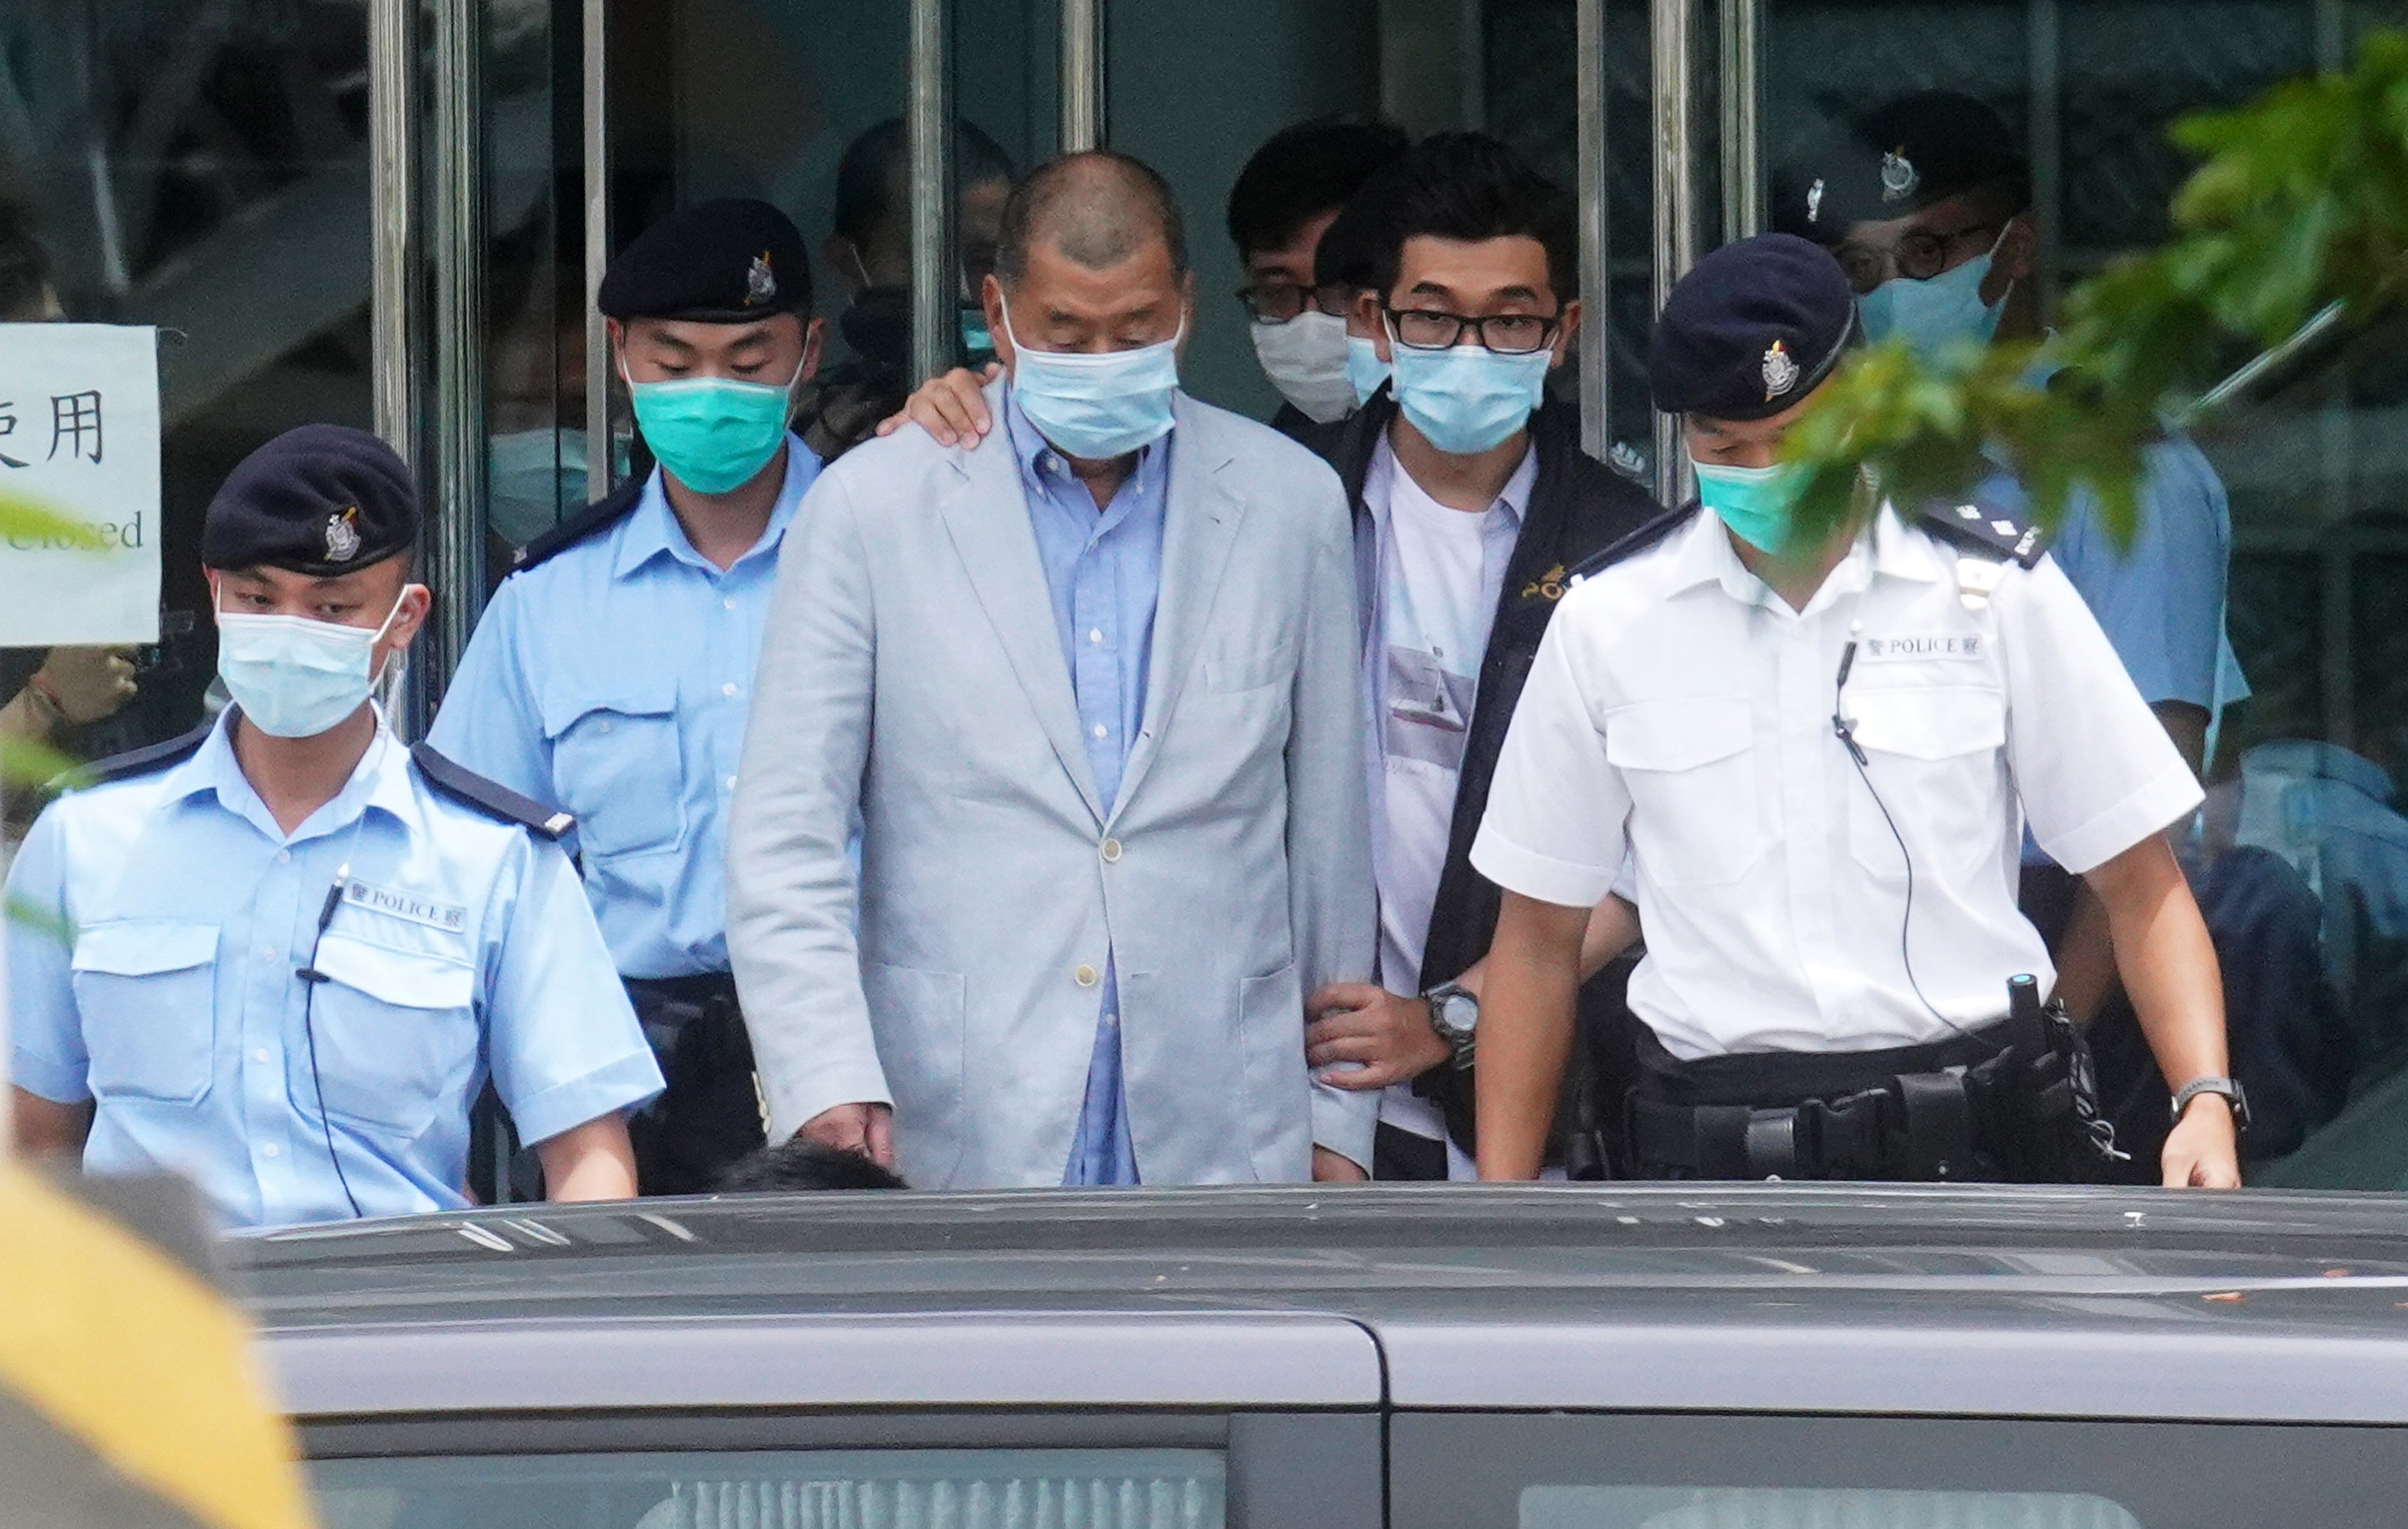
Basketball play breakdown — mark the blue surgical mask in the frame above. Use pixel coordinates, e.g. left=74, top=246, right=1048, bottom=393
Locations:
left=1694, top=460, right=1806, bottom=556
left=961, top=307, right=996, bottom=364
left=1345, top=334, right=1391, bottom=407
left=216, top=587, right=409, bottom=738
left=1857, top=226, right=2012, bottom=362
left=1387, top=320, right=1551, bottom=456
left=1000, top=291, right=1183, bottom=459
left=624, top=357, right=801, bottom=496
left=487, top=428, right=588, bottom=547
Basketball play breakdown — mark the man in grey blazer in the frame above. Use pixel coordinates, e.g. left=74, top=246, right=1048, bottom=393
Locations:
left=727, top=152, right=1378, bottom=1187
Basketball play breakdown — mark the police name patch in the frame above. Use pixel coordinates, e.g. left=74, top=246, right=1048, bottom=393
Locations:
left=343, top=878, right=469, bottom=932
left=1861, top=633, right=1982, bottom=662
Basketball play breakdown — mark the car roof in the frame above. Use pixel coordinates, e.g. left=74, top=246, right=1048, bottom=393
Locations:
left=236, top=1184, right=2408, bottom=1424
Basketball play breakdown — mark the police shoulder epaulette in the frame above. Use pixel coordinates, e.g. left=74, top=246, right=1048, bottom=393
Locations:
left=410, top=742, right=576, bottom=840
left=1919, top=495, right=2048, bottom=570
left=1565, top=503, right=1701, bottom=586
left=49, top=715, right=216, bottom=796
left=507, top=473, right=647, bottom=575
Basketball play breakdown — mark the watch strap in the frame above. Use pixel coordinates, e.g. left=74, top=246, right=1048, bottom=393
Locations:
left=2171, top=1076, right=2249, bottom=1130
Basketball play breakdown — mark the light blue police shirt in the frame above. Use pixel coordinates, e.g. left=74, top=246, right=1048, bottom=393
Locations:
left=1006, top=392, right=1170, bottom=1187
left=4, top=709, right=664, bottom=1229
left=428, top=435, right=820, bottom=979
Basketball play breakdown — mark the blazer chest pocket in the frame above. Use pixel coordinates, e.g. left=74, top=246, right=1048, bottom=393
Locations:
left=72, top=921, right=219, bottom=1105
left=302, top=934, right=477, bottom=1138
left=542, top=681, right=683, bottom=858
left=1201, top=630, right=1300, bottom=694
left=1605, top=698, right=1762, bottom=887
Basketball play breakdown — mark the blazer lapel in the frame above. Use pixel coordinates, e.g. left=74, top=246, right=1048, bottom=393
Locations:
left=1112, top=394, right=1246, bottom=819
left=934, top=403, right=1107, bottom=824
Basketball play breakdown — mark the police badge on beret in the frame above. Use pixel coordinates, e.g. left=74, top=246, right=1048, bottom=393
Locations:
left=745, top=252, right=777, bottom=306
left=1761, top=339, right=1801, bottom=402
left=1879, top=148, right=1919, bottom=203
left=324, top=506, right=363, bottom=563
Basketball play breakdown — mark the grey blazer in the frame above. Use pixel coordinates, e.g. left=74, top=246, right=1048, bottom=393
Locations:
left=727, top=382, right=1378, bottom=1187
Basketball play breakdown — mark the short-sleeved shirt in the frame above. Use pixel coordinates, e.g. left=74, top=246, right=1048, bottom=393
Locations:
left=1977, top=429, right=2248, bottom=716
left=428, top=435, right=820, bottom=979
left=5, top=709, right=663, bottom=1228
left=1471, top=507, right=2203, bottom=1060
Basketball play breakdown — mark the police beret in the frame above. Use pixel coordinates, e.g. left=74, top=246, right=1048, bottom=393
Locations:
left=202, top=424, right=418, bottom=576
left=598, top=198, right=813, bottom=323
left=1771, top=92, right=2030, bottom=245
left=1649, top=234, right=1859, bottom=421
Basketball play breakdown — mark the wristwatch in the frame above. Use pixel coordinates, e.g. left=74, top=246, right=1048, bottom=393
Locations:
left=2171, top=1076, right=2251, bottom=1132
left=1422, top=981, right=1479, bottom=1070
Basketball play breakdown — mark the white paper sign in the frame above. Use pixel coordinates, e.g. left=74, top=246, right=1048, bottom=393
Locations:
left=0, top=323, right=161, bottom=646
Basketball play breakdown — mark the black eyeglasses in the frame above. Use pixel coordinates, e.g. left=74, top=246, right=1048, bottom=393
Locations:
left=1237, top=280, right=1357, bottom=324
left=1382, top=302, right=1562, bottom=356
left=1832, top=221, right=2004, bottom=293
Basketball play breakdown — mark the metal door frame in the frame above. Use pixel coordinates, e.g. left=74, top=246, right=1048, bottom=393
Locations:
left=368, top=0, right=1750, bottom=713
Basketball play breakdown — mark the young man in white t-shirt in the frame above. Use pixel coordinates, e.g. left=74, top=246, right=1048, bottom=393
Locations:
left=1295, top=133, right=1660, bottom=1179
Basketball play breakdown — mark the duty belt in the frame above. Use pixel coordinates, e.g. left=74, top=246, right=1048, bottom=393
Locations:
left=1624, top=978, right=2121, bottom=1183
left=623, top=972, right=749, bottom=1070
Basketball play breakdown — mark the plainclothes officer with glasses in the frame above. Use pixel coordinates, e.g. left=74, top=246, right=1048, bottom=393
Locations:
left=6, top=426, right=660, bottom=1228
left=1468, top=236, right=2244, bottom=1189
left=430, top=199, right=827, bottom=1194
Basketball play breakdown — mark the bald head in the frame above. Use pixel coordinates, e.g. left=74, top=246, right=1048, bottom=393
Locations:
left=996, top=150, right=1187, bottom=287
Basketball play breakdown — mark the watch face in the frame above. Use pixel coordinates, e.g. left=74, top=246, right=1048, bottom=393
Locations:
left=1435, top=991, right=1477, bottom=1038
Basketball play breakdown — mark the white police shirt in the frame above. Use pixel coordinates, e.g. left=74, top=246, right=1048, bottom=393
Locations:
left=1471, top=505, right=2202, bottom=1061
left=5, top=708, right=663, bottom=1229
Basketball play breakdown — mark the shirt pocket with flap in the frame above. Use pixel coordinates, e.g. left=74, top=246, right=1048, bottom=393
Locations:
left=542, top=680, right=684, bottom=859
left=1843, top=682, right=2012, bottom=879
left=71, top=921, right=220, bottom=1105
left=1604, top=698, right=1763, bottom=887
left=302, top=933, right=479, bottom=1139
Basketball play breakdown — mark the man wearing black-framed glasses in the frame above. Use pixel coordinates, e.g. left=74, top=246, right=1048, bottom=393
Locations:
left=1226, top=117, right=1412, bottom=436
left=1776, top=91, right=2267, bottom=1172
left=1299, top=132, right=1660, bottom=1181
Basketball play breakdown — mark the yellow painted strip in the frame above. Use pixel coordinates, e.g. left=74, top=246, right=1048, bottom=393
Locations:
left=0, top=1165, right=316, bottom=1529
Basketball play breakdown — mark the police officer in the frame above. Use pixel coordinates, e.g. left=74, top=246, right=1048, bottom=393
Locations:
left=5, top=425, right=662, bottom=1229
left=429, top=198, right=825, bottom=1195
left=1468, top=235, right=2245, bottom=1189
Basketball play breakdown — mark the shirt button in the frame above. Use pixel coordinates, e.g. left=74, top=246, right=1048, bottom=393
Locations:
left=1091, top=722, right=1107, bottom=740
left=598, top=718, right=613, bottom=733
left=253, top=1048, right=270, bottom=1064
left=1103, top=1011, right=1120, bottom=1029
left=724, top=775, right=739, bottom=792
left=723, top=597, right=738, bottom=611
left=1100, top=838, right=1122, bottom=863
left=722, top=681, right=739, bottom=698
left=1088, top=628, right=1104, bottom=645
left=261, top=1143, right=281, bottom=1159
left=1074, top=964, right=1098, bottom=988
left=275, top=849, right=291, bottom=864
left=258, top=945, right=278, bottom=961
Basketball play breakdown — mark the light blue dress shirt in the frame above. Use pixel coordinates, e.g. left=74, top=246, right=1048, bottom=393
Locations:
left=5, top=710, right=663, bottom=1229
left=429, top=436, right=820, bottom=979
left=1006, top=393, right=1170, bottom=1186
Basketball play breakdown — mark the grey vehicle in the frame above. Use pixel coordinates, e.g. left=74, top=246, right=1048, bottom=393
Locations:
left=242, top=1185, right=2408, bottom=1529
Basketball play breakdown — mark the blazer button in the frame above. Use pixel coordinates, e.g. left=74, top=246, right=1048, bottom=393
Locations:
left=1100, top=838, right=1122, bottom=863
left=1074, top=964, right=1099, bottom=988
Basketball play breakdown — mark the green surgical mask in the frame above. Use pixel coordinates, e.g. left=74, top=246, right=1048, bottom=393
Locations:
left=624, top=357, right=803, bottom=496
left=1694, top=460, right=1806, bottom=555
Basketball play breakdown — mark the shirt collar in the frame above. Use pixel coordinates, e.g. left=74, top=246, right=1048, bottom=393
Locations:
left=613, top=433, right=814, bottom=581
left=163, top=705, right=419, bottom=845
left=1668, top=502, right=1937, bottom=608
left=1368, top=430, right=1537, bottom=528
